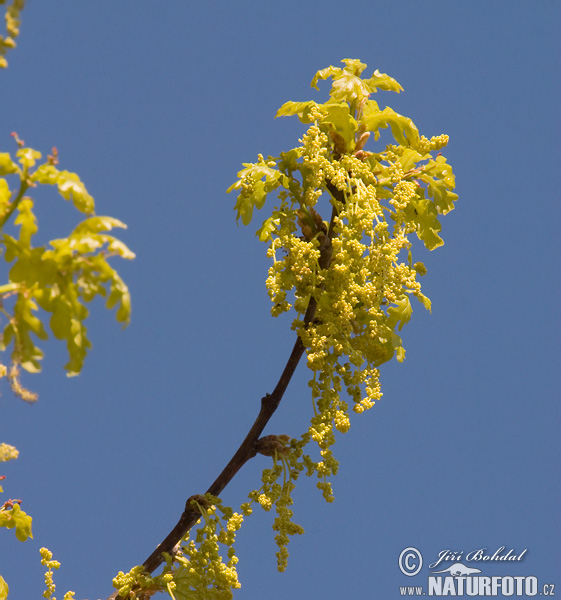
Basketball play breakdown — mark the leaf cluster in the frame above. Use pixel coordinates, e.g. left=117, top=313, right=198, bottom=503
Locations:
left=0, top=501, right=32, bottom=542
left=229, top=58, right=457, bottom=251
left=222, top=58, right=460, bottom=589
left=0, top=141, right=134, bottom=396
left=0, top=0, right=24, bottom=69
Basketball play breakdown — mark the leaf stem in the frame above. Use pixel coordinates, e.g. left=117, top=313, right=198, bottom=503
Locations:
left=0, top=177, right=29, bottom=229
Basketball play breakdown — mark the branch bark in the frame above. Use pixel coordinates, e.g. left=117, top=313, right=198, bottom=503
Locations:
left=111, top=201, right=340, bottom=599
left=140, top=324, right=310, bottom=574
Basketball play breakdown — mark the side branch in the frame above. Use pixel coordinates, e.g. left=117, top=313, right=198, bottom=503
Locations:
left=114, top=202, right=338, bottom=597
left=140, top=302, right=315, bottom=575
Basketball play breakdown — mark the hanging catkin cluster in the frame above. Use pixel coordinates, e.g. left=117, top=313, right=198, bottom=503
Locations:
left=227, top=58, right=458, bottom=572
left=112, top=59, right=459, bottom=599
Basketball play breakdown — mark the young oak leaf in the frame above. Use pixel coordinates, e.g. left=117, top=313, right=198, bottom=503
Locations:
left=30, top=163, right=59, bottom=185
left=311, top=60, right=371, bottom=103
left=311, top=59, right=403, bottom=104
left=227, top=161, right=288, bottom=226
left=320, top=103, right=358, bottom=150
left=276, top=101, right=319, bottom=123
left=13, top=198, right=37, bottom=250
left=0, top=153, right=19, bottom=176
left=57, top=171, right=94, bottom=214
left=419, top=157, right=458, bottom=215
left=361, top=106, right=420, bottom=149
left=16, top=148, right=41, bottom=170
left=0, top=503, right=33, bottom=541
left=386, top=295, right=413, bottom=332
left=256, top=216, right=278, bottom=242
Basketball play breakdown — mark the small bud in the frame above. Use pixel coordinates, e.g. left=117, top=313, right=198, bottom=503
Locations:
left=48, top=147, right=59, bottom=166
left=356, top=98, right=367, bottom=119
left=354, top=131, right=370, bottom=152
left=188, top=494, right=212, bottom=512
left=255, top=434, right=291, bottom=457
left=311, top=207, right=325, bottom=232
left=10, top=132, right=24, bottom=148
left=354, top=150, right=372, bottom=161
left=301, top=223, right=313, bottom=240
left=329, top=131, right=347, bottom=156
left=297, top=208, right=326, bottom=240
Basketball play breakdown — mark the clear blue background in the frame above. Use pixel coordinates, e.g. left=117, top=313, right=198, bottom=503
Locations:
left=1, top=2, right=559, bottom=598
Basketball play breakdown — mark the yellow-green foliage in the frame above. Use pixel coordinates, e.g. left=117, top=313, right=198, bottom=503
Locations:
left=1, top=56, right=458, bottom=600
left=0, top=135, right=132, bottom=597
left=1, top=441, right=32, bottom=599
left=119, top=59, right=458, bottom=600
left=0, top=443, right=32, bottom=543
left=228, top=57, right=458, bottom=578
left=0, top=138, right=134, bottom=400
left=0, top=0, right=24, bottom=69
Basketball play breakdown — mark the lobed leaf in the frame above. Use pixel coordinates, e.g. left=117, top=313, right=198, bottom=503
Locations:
left=386, top=295, right=413, bottom=331
left=0, top=503, right=33, bottom=542
left=311, top=65, right=342, bottom=90
left=57, top=170, right=94, bottom=214
left=420, top=156, right=458, bottom=214
left=361, top=106, right=420, bottom=149
left=311, top=60, right=402, bottom=106
left=16, top=147, right=41, bottom=169
left=340, top=58, right=368, bottom=76
left=328, top=71, right=373, bottom=104
left=365, top=69, right=403, bottom=94
left=398, top=148, right=426, bottom=171
left=63, top=306, right=91, bottom=377
left=13, top=198, right=37, bottom=250
left=404, top=195, right=444, bottom=250
left=228, top=161, right=287, bottom=225
left=72, top=215, right=127, bottom=235
left=276, top=101, right=318, bottom=123
left=319, top=103, right=358, bottom=150
left=0, top=153, right=18, bottom=175
left=49, top=298, right=73, bottom=340
left=311, top=60, right=372, bottom=104
left=10, top=295, right=47, bottom=372
left=9, top=248, right=58, bottom=288
left=256, top=216, right=278, bottom=242
left=415, top=292, right=432, bottom=312
left=31, top=163, right=59, bottom=185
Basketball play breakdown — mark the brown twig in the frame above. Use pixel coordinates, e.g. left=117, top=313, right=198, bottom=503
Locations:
left=110, top=199, right=341, bottom=600
left=136, top=211, right=337, bottom=580
left=140, top=329, right=309, bottom=575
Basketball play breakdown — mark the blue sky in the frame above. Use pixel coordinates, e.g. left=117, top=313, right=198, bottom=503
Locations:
left=1, top=2, right=559, bottom=598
